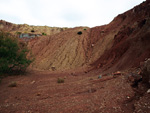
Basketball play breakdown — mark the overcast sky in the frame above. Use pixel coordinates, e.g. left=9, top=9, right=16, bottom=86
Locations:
left=0, top=0, right=146, bottom=27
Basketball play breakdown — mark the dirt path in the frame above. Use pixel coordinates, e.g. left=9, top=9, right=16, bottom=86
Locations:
left=0, top=71, right=149, bottom=113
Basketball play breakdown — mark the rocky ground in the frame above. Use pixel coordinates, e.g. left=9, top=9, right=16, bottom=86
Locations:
left=0, top=69, right=149, bottom=113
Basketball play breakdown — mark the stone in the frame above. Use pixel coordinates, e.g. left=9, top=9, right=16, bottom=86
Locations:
left=147, top=89, right=150, bottom=93
left=51, top=66, right=56, bottom=71
left=31, top=81, right=35, bottom=84
left=113, top=71, right=122, bottom=76
left=91, top=44, right=94, bottom=47
left=36, top=93, right=41, bottom=96
left=98, top=75, right=102, bottom=79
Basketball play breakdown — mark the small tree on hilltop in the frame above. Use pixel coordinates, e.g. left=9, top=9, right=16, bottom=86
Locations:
left=0, top=32, right=33, bottom=75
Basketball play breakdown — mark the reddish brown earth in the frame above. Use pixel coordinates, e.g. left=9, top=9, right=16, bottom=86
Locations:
left=0, top=0, right=150, bottom=113
left=25, top=0, right=150, bottom=72
left=0, top=69, right=150, bottom=113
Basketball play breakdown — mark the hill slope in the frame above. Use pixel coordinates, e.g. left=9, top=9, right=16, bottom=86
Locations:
left=28, top=27, right=90, bottom=71
left=91, top=0, right=150, bottom=72
left=28, top=0, right=150, bottom=72
left=1, top=0, right=150, bottom=73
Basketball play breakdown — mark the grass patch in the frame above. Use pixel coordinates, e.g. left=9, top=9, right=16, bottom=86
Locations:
left=57, top=78, right=64, bottom=83
left=8, top=81, right=17, bottom=87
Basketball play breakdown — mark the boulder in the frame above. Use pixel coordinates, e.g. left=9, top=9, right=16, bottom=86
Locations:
left=113, top=71, right=122, bottom=76
left=51, top=66, right=56, bottom=71
left=141, top=58, right=150, bottom=86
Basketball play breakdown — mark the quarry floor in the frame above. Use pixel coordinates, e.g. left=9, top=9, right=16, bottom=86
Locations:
left=0, top=70, right=149, bottom=113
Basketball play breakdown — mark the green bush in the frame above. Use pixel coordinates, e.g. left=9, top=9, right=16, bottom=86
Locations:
left=77, top=31, right=82, bottom=35
left=57, top=78, right=64, bottom=83
left=8, top=81, right=17, bottom=87
left=42, top=32, right=47, bottom=36
left=31, top=29, right=35, bottom=32
left=16, top=32, right=22, bottom=35
left=0, top=32, right=32, bottom=75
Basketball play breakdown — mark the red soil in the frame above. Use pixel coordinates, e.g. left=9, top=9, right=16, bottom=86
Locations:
left=0, top=0, right=150, bottom=113
left=0, top=70, right=149, bottom=113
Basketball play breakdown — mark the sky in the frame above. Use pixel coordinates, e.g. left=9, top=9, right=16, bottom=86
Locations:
left=0, top=0, right=146, bottom=27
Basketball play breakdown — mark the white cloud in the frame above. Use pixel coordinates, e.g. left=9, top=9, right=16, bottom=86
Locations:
left=0, top=0, right=43, bottom=25
left=0, top=0, right=146, bottom=27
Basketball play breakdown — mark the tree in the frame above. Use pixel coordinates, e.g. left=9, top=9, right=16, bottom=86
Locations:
left=0, top=32, right=32, bottom=75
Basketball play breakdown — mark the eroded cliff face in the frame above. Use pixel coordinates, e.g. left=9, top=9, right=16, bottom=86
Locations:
left=28, top=27, right=90, bottom=71
left=26, top=0, right=150, bottom=71
left=91, top=0, right=150, bottom=72
left=1, top=0, right=150, bottom=72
